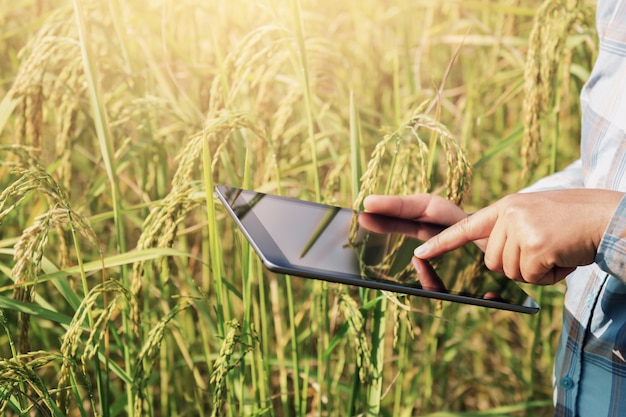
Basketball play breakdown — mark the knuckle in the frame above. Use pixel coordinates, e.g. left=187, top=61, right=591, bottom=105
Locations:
left=502, top=265, right=521, bottom=281
left=456, top=216, right=475, bottom=236
left=525, top=232, right=552, bottom=255
left=524, top=236, right=544, bottom=253
left=498, top=194, right=531, bottom=222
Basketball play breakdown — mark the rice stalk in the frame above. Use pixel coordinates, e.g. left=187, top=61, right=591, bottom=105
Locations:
left=132, top=301, right=191, bottom=416
left=69, top=24, right=131, bottom=417
left=0, top=147, right=103, bottom=413
left=350, top=91, right=364, bottom=207
left=284, top=276, right=302, bottom=416
left=206, top=24, right=293, bottom=118
left=4, top=5, right=89, bottom=199
left=10, top=210, right=53, bottom=355
left=322, top=155, right=348, bottom=205
left=268, top=277, right=291, bottom=416
left=130, top=111, right=268, bottom=336
left=366, top=296, right=387, bottom=417
left=349, top=104, right=471, bottom=414
left=8, top=8, right=74, bottom=150
left=289, top=0, right=321, bottom=201
left=128, top=110, right=269, bottom=414
left=203, top=8, right=336, bottom=196
left=521, top=0, right=593, bottom=178
left=56, top=279, right=127, bottom=414
left=0, top=146, right=66, bottom=218
left=337, top=291, right=373, bottom=384
left=411, top=114, right=472, bottom=205
left=0, top=0, right=578, bottom=415
left=49, top=55, right=84, bottom=193
left=390, top=296, right=419, bottom=415
left=351, top=110, right=471, bottom=279
left=210, top=319, right=242, bottom=417
left=354, top=102, right=471, bottom=209
left=270, top=87, right=304, bottom=145
left=0, top=351, right=65, bottom=416
left=130, top=184, right=200, bottom=335
left=0, top=307, right=26, bottom=411
left=0, top=146, right=97, bottom=355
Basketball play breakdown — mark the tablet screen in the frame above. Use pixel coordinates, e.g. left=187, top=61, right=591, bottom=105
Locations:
left=215, top=185, right=539, bottom=314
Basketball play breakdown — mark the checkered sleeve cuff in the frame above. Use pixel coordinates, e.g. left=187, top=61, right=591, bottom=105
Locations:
left=596, top=193, right=626, bottom=281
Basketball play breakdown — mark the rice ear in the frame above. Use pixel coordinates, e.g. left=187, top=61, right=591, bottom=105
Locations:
left=338, top=291, right=374, bottom=383
left=354, top=107, right=471, bottom=209
left=521, top=0, right=593, bottom=178
left=209, top=319, right=242, bottom=417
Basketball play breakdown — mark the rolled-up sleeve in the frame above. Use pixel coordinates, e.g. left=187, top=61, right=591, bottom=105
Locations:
left=596, top=194, right=626, bottom=280
left=519, top=159, right=584, bottom=193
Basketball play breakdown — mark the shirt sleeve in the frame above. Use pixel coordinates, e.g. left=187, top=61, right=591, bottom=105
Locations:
left=517, top=158, right=626, bottom=280
left=519, top=159, right=584, bottom=193
left=596, top=194, right=626, bottom=280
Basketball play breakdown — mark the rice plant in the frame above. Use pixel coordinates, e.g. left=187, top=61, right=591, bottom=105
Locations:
left=0, top=0, right=594, bottom=415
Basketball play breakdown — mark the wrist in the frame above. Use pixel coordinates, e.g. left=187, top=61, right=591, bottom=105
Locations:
left=595, top=192, right=626, bottom=279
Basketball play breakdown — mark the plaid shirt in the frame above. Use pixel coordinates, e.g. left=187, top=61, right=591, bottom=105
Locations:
left=523, top=1, right=626, bottom=415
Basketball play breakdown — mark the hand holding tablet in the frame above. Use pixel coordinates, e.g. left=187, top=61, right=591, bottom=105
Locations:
left=215, top=185, right=540, bottom=314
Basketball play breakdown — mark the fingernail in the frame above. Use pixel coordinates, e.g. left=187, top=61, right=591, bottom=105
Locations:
left=414, top=243, right=431, bottom=258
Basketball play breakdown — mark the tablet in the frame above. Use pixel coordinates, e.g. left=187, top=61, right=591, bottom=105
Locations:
left=215, top=185, right=540, bottom=314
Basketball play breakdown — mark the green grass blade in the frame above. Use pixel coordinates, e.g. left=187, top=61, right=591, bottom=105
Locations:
left=350, top=91, right=363, bottom=207
left=366, top=297, right=387, bottom=417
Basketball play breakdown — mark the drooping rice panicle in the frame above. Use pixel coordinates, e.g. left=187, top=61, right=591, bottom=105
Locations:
left=1, top=146, right=98, bottom=355
left=132, top=301, right=190, bottom=416
left=521, top=0, right=593, bottom=178
left=57, top=280, right=127, bottom=414
left=209, top=319, right=242, bottom=417
left=337, top=291, right=373, bottom=383
left=0, top=351, right=64, bottom=415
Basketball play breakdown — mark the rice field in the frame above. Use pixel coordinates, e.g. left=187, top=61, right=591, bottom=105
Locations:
left=0, top=0, right=596, bottom=416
